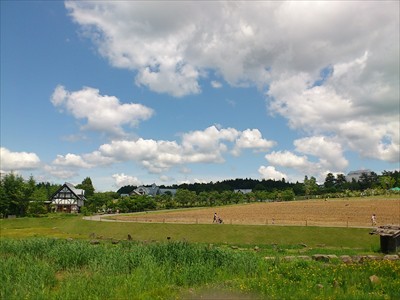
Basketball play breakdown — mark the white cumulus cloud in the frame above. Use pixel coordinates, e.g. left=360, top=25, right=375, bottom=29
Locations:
left=233, top=129, right=276, bottom=156
left=49, top=125, right=275, bottom=174
left=52, top=153, right=92, bottom=168
left=0, top=147, right=40, bottom=170
left=294, top=136, right=348, bottom=170
left=51, top=85, right=154, bottom=137
left=51, top=1, right=400, bottom=187
left=265, top=151, right=309, bottom=169
left=258, top=166, right=287, bottom=181
left=112, top=173, right=142, bottom=188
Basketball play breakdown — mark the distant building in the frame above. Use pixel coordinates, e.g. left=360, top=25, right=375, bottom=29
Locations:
left=234, top=189, right=252, bottom=194
left=346, top=169, right=372, bottom=182
left=50, top=182, right=86, bottom=213
left=130, top=183, right=177, bottom=197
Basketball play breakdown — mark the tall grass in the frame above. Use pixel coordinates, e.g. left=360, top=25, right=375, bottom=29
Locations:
left=1, top=238, right=399, bottom=299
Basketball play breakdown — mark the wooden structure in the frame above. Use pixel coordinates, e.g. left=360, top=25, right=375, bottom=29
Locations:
left=370, top=225, right=400, bottom=253
left=50, top=182, right=86, bottom=213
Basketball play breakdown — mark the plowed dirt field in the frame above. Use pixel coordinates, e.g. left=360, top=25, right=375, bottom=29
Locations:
left=107, top=198, right=400, bottom=227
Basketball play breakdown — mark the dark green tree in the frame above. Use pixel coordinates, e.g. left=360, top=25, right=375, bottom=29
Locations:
left=76, top=177, right=95, bottom=198
left=324, top=173, right=336, bottom=191
left=335, top=174, right=347, bottom=191
left=0, top=172, right=27, bottom=216
left=359, top=172, right=378, bottom=190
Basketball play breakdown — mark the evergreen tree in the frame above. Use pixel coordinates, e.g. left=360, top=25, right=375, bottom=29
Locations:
left=0, top=172, right=27, bottom=216
left=76, top=177, right=95, bottom=198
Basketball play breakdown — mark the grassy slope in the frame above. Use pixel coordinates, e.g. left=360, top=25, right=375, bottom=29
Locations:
left=0, top=215, right=379, bottom=250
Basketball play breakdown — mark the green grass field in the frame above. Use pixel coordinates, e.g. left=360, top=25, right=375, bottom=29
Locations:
left=1, top=211, right=399, bottom=299
left=1, top=238, right=399, bottom=300
left=0, top=214, right=379, bottom=251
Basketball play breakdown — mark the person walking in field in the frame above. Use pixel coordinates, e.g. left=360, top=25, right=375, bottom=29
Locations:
left=371, top=214, right=377, bottom=226
left=213, top=212, right=223, bottom=224
left=213, top=212, right=218, bottom=223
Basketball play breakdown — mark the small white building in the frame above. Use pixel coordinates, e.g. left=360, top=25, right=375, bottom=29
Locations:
left=50, top=182, right=86, bottom=213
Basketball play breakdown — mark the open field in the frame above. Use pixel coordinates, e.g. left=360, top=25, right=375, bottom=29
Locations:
left=0, top=216, right=379, bottom=250
left=106, top=197, right=400, bottom=227
left=1, top=197, right=399, bottom=299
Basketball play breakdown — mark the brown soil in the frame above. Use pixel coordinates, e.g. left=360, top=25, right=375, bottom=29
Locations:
left=110, top=198, right=400, bottom=227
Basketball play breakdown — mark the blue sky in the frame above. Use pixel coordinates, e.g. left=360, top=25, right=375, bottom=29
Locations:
left=1, top=1, right=399, bottom=191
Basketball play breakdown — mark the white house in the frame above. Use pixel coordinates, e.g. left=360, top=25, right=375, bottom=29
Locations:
left=50, top=182, right=86, bottom=213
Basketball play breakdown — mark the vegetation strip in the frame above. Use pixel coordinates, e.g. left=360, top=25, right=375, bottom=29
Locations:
left=1, top=238, right=399, bottom=300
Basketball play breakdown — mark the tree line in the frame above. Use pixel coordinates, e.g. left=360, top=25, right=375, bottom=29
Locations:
left=118, top=171, right=400, bottom=196
left=1, top=170, right=399, bottom=217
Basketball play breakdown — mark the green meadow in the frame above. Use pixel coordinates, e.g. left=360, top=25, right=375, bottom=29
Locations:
left=0, top=214, right=378, bottom=249
left=1, top=214, right=399, bottom=299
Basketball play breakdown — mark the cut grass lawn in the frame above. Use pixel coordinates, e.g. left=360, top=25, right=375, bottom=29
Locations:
left=0, top=214, right=379, bottom=253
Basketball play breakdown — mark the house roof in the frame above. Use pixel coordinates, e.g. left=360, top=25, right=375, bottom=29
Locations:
left=65, top=182, right=85, bottom=197
left=50, top=182, right=86, bottom=201
left=131, top=184, right=177, bottom=196
left=370, top=225, right=400, bottom=238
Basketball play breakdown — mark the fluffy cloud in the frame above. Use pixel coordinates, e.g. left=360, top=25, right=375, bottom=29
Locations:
left=264, top=136, right=349, bottom=182
left=0, top=147, right=40, bottom=170
left=112, top=173, right=142, bottom=188
left=51, top=85, right=154, bottom=136
left=267, top=52, right=399, bottom=163
left=294, top=136, right=348, bottom=170
left=181, top=126, right=239, bottom=163
left=233, top=129, right=276, bottom=156
left=65, top=1, right=399, bottom=167
left=100, top=138, right=182, bottom=173
left=265, top=151, right=309, bottom=169
left=50, top=125, right=275, bottom=174
left=52, top=153, right=92, bottom=168
left=65, top=2, right=398, bottom=92
left=258, top=166, right=287, bottom=181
